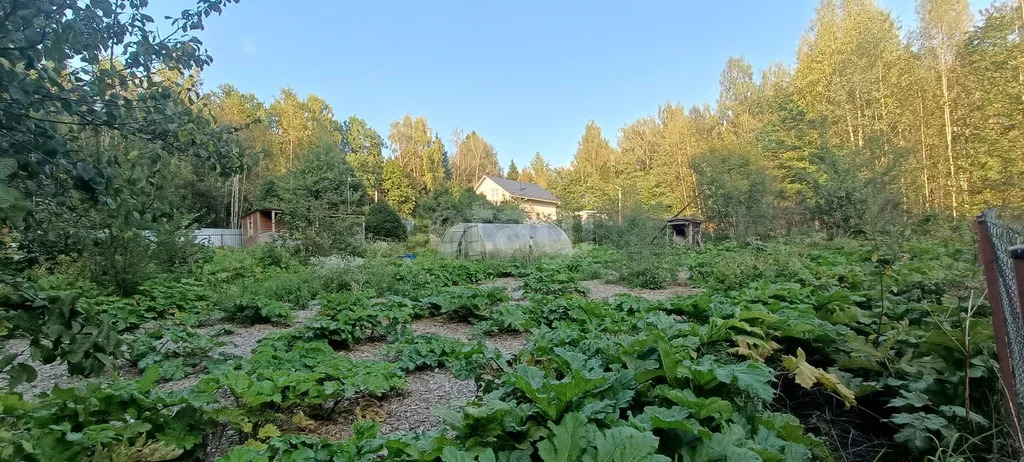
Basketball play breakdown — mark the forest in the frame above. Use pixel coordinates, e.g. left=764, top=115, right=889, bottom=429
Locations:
left=0, top=0, right=1022, bottom=461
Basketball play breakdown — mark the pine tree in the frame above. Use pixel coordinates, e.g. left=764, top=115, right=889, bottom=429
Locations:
left=507, top=160, right=520, bottom=180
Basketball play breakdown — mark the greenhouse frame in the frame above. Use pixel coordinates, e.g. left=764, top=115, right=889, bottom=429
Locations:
left=438, top=223, right=572, bottom=259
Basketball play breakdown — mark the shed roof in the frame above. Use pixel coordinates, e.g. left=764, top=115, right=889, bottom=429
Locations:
left=666, top=217, right=704, bottom=224
left=477, top=175, right=560, bottom=203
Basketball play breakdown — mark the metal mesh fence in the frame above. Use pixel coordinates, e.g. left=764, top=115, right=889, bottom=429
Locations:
left=977, top=209, right=1024, bottom=423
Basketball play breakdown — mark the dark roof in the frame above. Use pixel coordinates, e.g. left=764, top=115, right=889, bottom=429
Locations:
left=666, top=217, right=703, bottom=224
left=482, top=176, right=560, bottom=203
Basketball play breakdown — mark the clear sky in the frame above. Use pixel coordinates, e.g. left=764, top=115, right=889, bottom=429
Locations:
left=158, top=0, right=990, bottom=169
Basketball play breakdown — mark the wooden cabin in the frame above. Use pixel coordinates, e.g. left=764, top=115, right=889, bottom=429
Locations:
left=241, top=209, right=284, bottom=247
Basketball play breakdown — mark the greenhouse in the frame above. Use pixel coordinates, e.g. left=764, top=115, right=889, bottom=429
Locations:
left=438, top=223, right=572, bottom=259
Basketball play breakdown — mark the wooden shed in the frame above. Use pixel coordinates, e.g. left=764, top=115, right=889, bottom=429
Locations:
left=666, top=217, right=703, bottom=247
left=241, top=209, right=284, bottom=247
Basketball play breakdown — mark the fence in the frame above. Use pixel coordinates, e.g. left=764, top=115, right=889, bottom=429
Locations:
left=974, top=209, right=1024, bottom=445
left=193, top=228, right=242, bottom=248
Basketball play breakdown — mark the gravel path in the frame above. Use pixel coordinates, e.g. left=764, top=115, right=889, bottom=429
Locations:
left=486, top=332, right=528, bottom=357
left=410, top=317, right=473, bottom=341
left=581, top=280, right=701, bottom=300
left=341, top=340, right=388, bottom=360
left=301, top=368, right=477, bottom=440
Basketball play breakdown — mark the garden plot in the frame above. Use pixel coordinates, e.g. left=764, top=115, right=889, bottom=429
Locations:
left=581, top=279, right=701, bottom=300
left=297, top=369, right=477, bottom=440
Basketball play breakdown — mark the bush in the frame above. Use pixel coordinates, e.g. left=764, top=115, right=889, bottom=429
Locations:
left=366, top=202, right=407, bottom=241
left=239, top=269, right=322, bottom=309
left=692, top=142, right=776, bottom=240
left=221, top=297, right=294, bottom=325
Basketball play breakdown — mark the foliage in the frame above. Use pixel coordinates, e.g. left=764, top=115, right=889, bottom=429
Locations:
left=217, top=421, right=383, bottom=462
left=129, top=324, right=226, bottom=380
left=521, top=263, right=586, bottom=297
left=383, top=333, right=495, bottom=379
left=221, top=297, right=294, bottom=325
left=0, top=370, right=217, bottom=461
left=0, top=277, right=124, bottom=385
left=420, top=286, right=510, bottom=322
left=299, top=293, right=414, bottom=349
left=279, top=139, right=366, bottom=257
left=366, top=202, right=408, bottom=241
left=199, top=339, right=406, bottom=423
left=692, top=142, right=776, bottom=240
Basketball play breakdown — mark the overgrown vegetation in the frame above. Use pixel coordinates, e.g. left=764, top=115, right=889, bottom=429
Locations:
left=0, top=0, right=1018, bottom=461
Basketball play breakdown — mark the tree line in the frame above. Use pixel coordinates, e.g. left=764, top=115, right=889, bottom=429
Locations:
left=199, top=0, right=1022, bottom=242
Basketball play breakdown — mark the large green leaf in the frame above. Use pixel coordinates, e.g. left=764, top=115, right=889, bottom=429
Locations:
left=537, top=412, right=591, bottom=462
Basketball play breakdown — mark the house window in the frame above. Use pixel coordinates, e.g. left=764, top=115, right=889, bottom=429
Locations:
left=247, top=217, right=254, bottom=236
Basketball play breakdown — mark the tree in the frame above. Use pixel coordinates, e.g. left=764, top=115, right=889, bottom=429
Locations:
left=958, top=2, right=1024, bottom=211
left=917, top=0, right=973, bottom=217
left=366, top=202, right=407, bottom=241
left=717, top=56, right=761, bottom=141
left=422, top=135, right=447, bottom=192
left=0, top=0, right=242, bottom=385
left=342, top=116, right=385, bottom=201
left=388, top=115, right=434, bottom=190
left=560, top=121, right=618, bottom=209
left=279, top=140, right=365, bottom=256
left=692, top=143, right=776, bottom=240
left=268, top=89, right=341, bottom=172
left=524, top=152, right=551, bottom=187
left=209, top=84, right=274, bottom=227
left=381, top=159, right=418, bottom=215
left=507, top=160, right=520, bottom=180
left=452, top=131, right=502, bottom=185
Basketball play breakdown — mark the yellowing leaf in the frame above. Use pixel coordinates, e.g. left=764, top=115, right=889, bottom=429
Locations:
left=257, top=423, right=281, bottom=439
left=292, top=411, right=315, bottom=428
left=782, top=349, right=819, bottom=388
left=783, top=348, right=856, bottom=408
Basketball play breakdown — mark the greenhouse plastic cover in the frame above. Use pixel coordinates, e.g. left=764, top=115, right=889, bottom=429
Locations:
left=438, top=223, right=572, bottom=259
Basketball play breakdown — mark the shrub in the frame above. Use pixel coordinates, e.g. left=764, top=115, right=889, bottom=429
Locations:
left=221, top=297, right=294, bottom=325
left=366, top=201, right=407, bottom=241
left=240, top=269, right=322, bottom=309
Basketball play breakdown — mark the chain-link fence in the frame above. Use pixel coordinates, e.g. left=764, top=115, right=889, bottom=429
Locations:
left=974, top=208, right=1024, bottom=443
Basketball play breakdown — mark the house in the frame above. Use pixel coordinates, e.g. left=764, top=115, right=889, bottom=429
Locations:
left=474, top=175, right=560, bottom=221
left=241, top=209, right=284, bottom=247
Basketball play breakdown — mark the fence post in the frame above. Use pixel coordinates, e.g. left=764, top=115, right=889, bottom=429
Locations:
left=974, top=221, right=1024, bottom=442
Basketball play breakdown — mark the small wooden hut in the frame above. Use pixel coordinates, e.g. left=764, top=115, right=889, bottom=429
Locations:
left=666, top=217, right=703, bottom=247
left=241, top=209, right=284, bottom=247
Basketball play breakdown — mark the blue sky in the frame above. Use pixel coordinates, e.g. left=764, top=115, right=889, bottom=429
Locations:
left=158, top=0, right=990, bottom=168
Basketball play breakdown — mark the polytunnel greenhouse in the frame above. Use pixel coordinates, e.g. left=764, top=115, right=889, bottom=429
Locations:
left=438, top=223, right=572, bottom=259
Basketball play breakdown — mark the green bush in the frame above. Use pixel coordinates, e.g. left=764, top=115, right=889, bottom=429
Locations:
left=366, top=201, right=407, bottom=241
left=221, top=297, right=294, bottom=325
